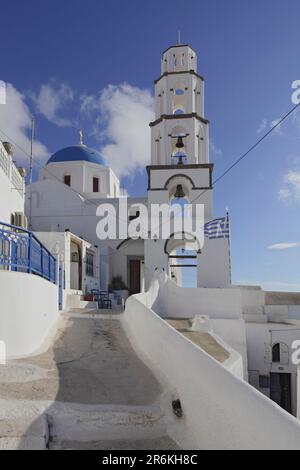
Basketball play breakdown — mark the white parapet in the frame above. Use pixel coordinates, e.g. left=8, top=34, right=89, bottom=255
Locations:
left=122, top=271, right=300, bottom=450
left=0, top=271, right=59, bottom=358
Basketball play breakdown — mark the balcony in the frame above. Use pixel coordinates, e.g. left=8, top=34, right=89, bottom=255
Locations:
left=0, top=141, right=25, bottom=196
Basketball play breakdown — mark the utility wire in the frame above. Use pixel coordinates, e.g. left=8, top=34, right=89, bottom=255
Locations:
left=0, top=100, right=300, bottom=239
left=189, top=101, right=300, bottom=206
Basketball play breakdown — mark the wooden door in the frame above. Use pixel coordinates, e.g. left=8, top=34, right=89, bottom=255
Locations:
left=129, top=260, right=141, bottom=295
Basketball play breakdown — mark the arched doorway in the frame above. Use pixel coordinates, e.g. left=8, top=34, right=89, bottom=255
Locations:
left=70, top=239, right=82, bottom=291
left=116, top=238, right=145, bottom=295
left=164, top=233, right=201, bottom=288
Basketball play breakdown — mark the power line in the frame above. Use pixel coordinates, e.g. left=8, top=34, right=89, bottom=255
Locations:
left=190, top=101, right=300, bottom=206
left=0, top=100, right=300, bottom=232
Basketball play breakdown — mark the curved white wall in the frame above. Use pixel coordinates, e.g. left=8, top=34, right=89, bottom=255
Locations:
left=122, top=274, right=300, bottom=449
left=153, top=273, right=242, bottom=319
left=0, top=272, right=59, bottom=358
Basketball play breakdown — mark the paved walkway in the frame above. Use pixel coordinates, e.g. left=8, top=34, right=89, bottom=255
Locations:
left=0, top=312, right=179, bottom=450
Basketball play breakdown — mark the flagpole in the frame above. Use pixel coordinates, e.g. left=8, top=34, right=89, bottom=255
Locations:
left=226, top=208, right=232, bottom=285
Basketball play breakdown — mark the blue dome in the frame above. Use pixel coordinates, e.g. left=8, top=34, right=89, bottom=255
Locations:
left=47, top=145, right=106, bottom=166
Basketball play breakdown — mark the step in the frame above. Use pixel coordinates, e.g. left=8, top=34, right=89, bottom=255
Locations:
left=0, top=437, right=46, bottom=450
left=48, top=406, right=167, bottom=443
left=0, top=414, right=49, bottom=450
left=50, top=436, right=180, bottom=450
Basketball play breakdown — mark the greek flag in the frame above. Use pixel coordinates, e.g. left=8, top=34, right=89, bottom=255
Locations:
left=204, top=217, right=230, bottom=239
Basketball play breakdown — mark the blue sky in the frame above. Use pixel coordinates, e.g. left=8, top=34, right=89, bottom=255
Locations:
left=0, top=0, right=300, bottom=290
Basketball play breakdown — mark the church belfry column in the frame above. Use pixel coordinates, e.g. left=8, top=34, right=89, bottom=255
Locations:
left=150, top=44, right=210, bottom=166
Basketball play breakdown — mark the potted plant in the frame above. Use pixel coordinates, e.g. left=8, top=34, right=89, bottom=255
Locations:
left=84, top=289, right=94, bottom=302
left=84, top=291, right=94, bottom=301
left=108, top=276, right=129, bottom=303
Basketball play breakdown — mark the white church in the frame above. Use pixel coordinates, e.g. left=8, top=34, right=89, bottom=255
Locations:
left=26, top=43, right=230, bottom=299
left=1, top=43, right=300, bottom=450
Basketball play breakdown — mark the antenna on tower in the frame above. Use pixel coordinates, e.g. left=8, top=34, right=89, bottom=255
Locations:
left=177, top=30, right=181, bottom=44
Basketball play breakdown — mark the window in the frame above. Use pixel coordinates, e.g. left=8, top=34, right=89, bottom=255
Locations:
left=259, top=375, right=270, bottom=389
left=10, top=213, right=15, bottom=225
left=272, top=343, right=289, bottom=364
left=86, top=251, right=94, bottom=277
left=64, top=174, right=71, bottom=186
left=93, top=177, right=99, bottom=193
left=272, top=343, right=280, bottom=363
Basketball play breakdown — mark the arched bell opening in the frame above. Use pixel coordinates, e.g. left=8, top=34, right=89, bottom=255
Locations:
left=165, top=175, right=195, bottom=203
left=170, top=125, right=189, bottom=165
left=165, top=233, right=200, bottom=288
left=172, top=84, right=187, bottom=115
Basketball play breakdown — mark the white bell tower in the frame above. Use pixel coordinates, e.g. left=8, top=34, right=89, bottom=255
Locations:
left=150, top=44, right=209, bottom=165
left=145, top=43, right=230, bottom=291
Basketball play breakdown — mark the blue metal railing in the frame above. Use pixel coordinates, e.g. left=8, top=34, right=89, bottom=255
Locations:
left=0, top=221, right=56, bottom=284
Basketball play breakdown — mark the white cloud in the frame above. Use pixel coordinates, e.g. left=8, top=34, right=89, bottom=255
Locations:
left=270, top=118, right=283, bottom=135
left=210, top=140, right=222, bottom=158
left=279, top=170, right=300, bottom=203
left=0, top=83, right=48, bottom=164
left=81, top=83, right=154, bottom=177
left=257, top=119, right=267, bottom=134
left=268, top=242, right=300, bottom=250
left=257, top=117, right=283, bottom=135
left=30, top=81, right=74, bottom=127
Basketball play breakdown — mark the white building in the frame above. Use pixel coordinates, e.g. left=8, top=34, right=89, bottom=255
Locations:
left=35, top=230, right=100, bottom=310
left=26, top=44, right=230, bottom=295
left=0, top=141, right=26, bottom=226
left=18, top=42, right=300, bottom=419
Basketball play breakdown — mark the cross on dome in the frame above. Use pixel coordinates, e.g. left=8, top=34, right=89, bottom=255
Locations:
left=79, top=129, right=84, bottom=146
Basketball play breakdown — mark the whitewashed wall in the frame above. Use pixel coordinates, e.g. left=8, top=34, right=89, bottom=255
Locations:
left=123, top=284, right=300, bottom=449
left=0, top=157, right=24, bottom=224
left=0, top=272, right=59, bottom=358
left=155, top=274, right=242, bottom=319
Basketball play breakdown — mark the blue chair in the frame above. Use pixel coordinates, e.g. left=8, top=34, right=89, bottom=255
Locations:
left=91, top=289, right=112, bottom=309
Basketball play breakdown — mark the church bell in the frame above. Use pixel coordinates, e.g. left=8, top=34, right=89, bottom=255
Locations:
left=175, top=136, right=184, bottom=149
left=174, top=184, right=186, bottom=199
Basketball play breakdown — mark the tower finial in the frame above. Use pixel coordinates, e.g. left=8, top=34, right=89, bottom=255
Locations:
left=79, top=129, right=84, bottom=146
left=177, top=30, right=181, bottom=44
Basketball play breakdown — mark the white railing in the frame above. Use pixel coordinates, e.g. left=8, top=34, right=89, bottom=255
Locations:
left=0, top=142, right=24, bottom=195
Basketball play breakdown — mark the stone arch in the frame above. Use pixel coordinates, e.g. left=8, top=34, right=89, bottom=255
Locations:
left=170, top=125, right=188, bottom=162
left=172, top=83, right=188, bottom=115
left=272, top=342, right=289, bottom=365
left=164, top=232, right=201, bottom=255
left=164, top=174, right=195, bottom=202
